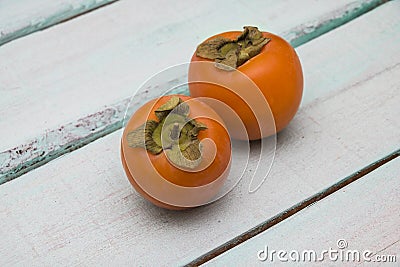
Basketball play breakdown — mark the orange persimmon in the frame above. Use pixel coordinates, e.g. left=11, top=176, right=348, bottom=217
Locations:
left=121, top=95, right=231, bottom=210
left=189, top=26, right=303, bottom=140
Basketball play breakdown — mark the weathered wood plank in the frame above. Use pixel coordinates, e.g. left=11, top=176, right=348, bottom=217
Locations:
left=189, top=149, right=400, bottom=266
left=0, top=0, right=389, bottom=183
left=205, top=158, right=400, bottom=266
left=0, top=8, right=399, bottom=263
left=0, top=0, right=118, bottom=46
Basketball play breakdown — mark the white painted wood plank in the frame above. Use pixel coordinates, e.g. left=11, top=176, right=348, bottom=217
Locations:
left=0, top=0, right=117, bottom=46
left=206, top=158, right=400, bottom=266
left=0, top=0, right=390, bottom=182
left=0, top=15, right=400, bottom=264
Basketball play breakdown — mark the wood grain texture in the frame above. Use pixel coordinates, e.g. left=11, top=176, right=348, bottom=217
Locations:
left=205, top=158, right=400, bottom=266
left=0, top=6, right=399, bottom=263
left=0, top=0, right=118, bottom=46
left=0, top=0, right=390, bottom=184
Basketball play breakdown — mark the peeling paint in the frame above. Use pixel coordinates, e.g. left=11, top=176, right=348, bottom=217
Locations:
left=0, top=0, right=119, bottom=46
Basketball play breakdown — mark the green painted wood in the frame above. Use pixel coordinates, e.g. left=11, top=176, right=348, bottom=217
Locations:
left=287, top=0, right=391, bottom=47
left=0, top=0, right=391, bottom=184
left=0, top=0, right=118, bottom=46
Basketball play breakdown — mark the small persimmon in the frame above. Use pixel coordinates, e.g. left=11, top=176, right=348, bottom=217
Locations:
left=121, top=95, right=231, bottom=210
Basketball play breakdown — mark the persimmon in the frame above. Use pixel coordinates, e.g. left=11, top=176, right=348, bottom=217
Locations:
left=121, top=95, right=231, bottom=210
left=189, top=26, right=303, bottom=140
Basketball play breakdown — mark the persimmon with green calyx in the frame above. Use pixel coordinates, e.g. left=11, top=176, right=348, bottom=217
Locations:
left=121, top=95, right=231, bottom=210
left=189, top=26, right=303, bottom=140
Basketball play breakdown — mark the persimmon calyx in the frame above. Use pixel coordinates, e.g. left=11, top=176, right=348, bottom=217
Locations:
left=126, top=96, right=208, bottom=169
left=196, top=26, right=271, bottom=70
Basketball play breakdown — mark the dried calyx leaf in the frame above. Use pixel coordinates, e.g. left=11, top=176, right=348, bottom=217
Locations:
left=127, top=96, right=208, bottom=169
left=155, top=96, right=189, bottom=120
left=126, top=120, right=162, bottom=154
left=196, top=26, right=271, bottom=70
left=196, top=37, right=232, bottom=60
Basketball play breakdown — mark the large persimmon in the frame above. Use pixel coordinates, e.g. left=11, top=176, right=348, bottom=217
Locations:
left=189, top=26, right=303, bottom=140
left=121, top=95, right=231, bottom=210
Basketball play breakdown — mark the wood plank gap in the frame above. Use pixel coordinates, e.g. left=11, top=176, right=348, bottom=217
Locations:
left=287, top=0, right=390, bottom=47
left=0, top=0, right=120, bottom=47
left=184, top=149, right=400, bottom=266
left=0, top=0, right=390, bottom=184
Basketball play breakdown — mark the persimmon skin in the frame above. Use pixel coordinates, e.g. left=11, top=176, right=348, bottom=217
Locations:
left=121, top=95, right=231, bottom=210
left=120, top=145, right=184, bottom=210
left=189, top=31, right=303, bottom=140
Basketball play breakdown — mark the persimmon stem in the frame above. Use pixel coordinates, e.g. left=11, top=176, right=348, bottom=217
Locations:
left=127, top=96, right=208, bottom=169
left=196, top=26, right=271, bottom=70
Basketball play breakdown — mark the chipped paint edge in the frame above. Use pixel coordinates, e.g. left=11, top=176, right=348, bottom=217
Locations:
left=285, top=0, right=390, bottom=47
left=0, top=0, right=119, bottom=46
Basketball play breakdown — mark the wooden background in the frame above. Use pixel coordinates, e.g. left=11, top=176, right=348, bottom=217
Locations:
left=0, top=0, right=399, bottom=266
